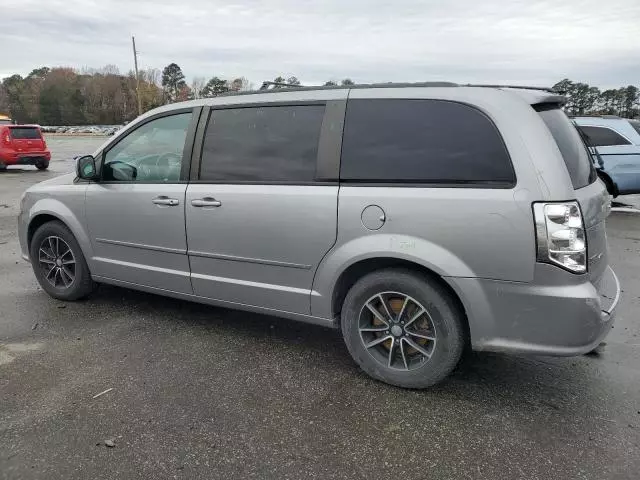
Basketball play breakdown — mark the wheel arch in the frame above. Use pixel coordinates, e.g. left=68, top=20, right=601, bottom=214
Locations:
left=26, top=200, right=94, bottom=263
left=27, top=213, right=64, bottom=249
left=328, top=257, right=470, bottom=346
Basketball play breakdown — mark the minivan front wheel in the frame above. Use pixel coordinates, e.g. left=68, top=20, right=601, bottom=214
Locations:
left=30, top=221, right=94, bottom=301
left=341, top=269, right=465, bottom=388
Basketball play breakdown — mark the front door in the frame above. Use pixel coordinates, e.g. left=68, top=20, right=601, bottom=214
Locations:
left=86, top=110, right=197, bottom=294
left=186, top=103, right=340, bottom=314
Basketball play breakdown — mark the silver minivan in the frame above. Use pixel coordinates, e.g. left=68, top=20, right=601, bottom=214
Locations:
left=18, top=84, right=620, bottom=388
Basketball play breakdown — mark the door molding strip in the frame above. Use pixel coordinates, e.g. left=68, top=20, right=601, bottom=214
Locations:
left=191, top=272, right=319, bottom=295
left=96, top=238, right=186, bottom=255
left=187, top=250, right=312, bottom=270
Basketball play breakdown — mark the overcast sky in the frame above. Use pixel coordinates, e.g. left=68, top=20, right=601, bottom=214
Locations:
left=4, top=0, right=640, bottom=88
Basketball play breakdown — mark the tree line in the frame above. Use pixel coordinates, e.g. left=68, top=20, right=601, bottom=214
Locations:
left=552, top=79, right=638, bottom=117
left=1, top=64, right=636, bottom=126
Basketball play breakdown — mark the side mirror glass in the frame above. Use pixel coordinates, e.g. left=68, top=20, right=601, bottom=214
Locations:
left=76, top=155, right=97, bottom=180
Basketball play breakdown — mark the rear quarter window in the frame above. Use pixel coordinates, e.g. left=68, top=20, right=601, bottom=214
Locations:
left=577, top=125, right=631, bottom=147
left=9, top=127, right=41, bottom=139
left=536, top=108, right=596, bottom=189
left=340, top=99, right=515, bottom=186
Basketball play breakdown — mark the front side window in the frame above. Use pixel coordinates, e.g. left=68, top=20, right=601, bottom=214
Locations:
left=102, top=112, right=192, bottom=182
left=340, top=99, right=515, bottom=185
left=629, top=120, right=640, bottom=136
left=199, top=105, right=325, bottom=182
left=577, top=125, right=631, bottom=147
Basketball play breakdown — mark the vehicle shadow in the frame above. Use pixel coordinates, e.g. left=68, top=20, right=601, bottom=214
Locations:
left=1, top=167, right=49, bottom=175
left=78, top=283, right=604, bottom=407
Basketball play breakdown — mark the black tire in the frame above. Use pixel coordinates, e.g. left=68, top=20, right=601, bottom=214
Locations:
left=36, top=161, right=49, bottom=170
left=341, top=268, right=465, bottom=389
left=29, top=221, right=94, bottom=301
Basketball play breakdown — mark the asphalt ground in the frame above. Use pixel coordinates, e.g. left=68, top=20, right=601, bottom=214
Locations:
left=0, top=137, right=639, bottom=479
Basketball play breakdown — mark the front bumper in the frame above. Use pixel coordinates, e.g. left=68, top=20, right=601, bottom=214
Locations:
left=452, top=264, right=621, bottom=356
left=17, top=207, right=31, bottom=262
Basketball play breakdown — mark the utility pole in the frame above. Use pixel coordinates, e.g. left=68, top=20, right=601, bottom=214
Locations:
left=132, top=36, right=142, bottom=116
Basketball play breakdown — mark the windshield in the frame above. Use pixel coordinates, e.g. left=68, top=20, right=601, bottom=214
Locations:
left=536, top=107, right=596, bottom=189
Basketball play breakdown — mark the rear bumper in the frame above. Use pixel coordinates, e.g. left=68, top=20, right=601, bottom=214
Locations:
left=451, top=264, right=620, bottom=356
left=0, top=152, right=50, bottom=166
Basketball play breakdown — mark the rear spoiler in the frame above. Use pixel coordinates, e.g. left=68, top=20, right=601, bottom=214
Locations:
left=532, top=95, right=567, bottom=106
left=533, top=100, right=567, bottom=112
left=465, top=84, right=567, bottom=106
left=495, top=88, right=567, bottom=108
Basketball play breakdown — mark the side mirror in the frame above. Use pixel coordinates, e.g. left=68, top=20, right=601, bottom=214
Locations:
left=76, top=155, right=98, bottom=180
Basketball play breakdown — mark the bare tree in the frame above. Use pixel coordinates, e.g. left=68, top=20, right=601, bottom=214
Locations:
left=100, top=64, right=120, bottom=75
left=191, top=76, right=207, bottom=99
left=229, top=77, right=250, bottom=92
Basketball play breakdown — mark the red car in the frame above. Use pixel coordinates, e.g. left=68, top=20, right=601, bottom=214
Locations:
left=0, top=124, right=51, bottom=170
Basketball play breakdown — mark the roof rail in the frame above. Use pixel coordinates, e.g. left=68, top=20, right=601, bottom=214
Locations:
left=465, top=84, right=556, bottom=93
left=205, top=82, right=558, bottom=99
left=569, top=114, right=621, bottom=119
left=214, top=81, right=460, bottom=98
left=259, top=81, right=304, bottom=90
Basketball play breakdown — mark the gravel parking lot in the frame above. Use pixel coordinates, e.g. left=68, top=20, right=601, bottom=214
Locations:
left=1, top=138, right=639, bottom=479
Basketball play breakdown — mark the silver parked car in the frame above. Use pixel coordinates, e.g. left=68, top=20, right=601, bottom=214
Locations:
left=574, top=116, right=640, bottom=196
left=18, top=84, right=620, bottom=388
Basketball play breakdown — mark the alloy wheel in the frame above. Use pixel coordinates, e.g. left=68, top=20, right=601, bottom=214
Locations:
left=358, top=292, right=437, bottom=371
left=38, top=236, right=76, bottom=289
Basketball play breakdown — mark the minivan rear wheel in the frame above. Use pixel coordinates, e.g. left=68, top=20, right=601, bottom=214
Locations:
left=30, top=221, right=94, bottom=301
left=341, top=269, right=465, bottom=388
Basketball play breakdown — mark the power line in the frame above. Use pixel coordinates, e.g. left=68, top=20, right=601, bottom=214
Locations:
left=132, top=36, right=142, bottom=116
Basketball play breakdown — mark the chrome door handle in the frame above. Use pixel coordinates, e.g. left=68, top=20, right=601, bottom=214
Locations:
left=191, top=197, right=222, bottom=208
left=152, top=196, right=180, bottom=206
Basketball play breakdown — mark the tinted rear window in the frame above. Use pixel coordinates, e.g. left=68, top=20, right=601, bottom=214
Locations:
left=577, top=125, right=631, bottom=147
left=536, top=108, right=596, bottom=189
left=9, top=127, right=41, bottom=139
left=340, top=99, right=515, bottom=185
left=200, top=105, right=325, bottom=182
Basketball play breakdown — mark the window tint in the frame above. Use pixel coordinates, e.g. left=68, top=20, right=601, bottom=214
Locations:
left=577, top=125, right=631, bottom=147
left=200, top=105, right=325, bottom=182
left=537, top=108, right=595, bottom=189
left=628, top=120, right=640, bottom=136
left=9, top=127, right=40, bottom=139
left=339, top=99, right=514, bottom=185
left=103, top=112, right=191, bottom=182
